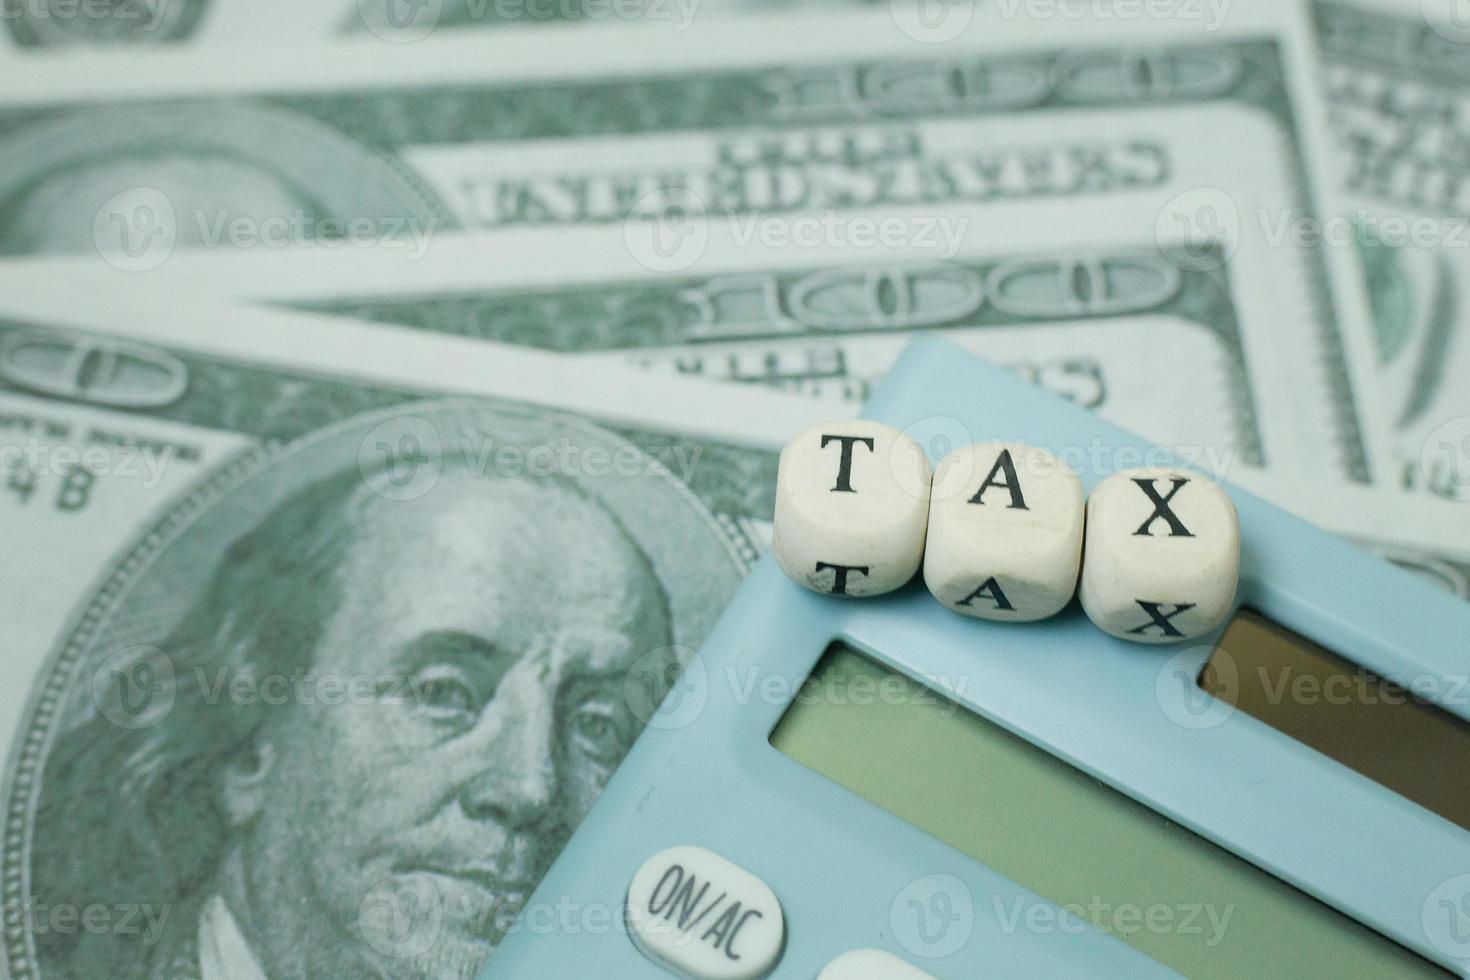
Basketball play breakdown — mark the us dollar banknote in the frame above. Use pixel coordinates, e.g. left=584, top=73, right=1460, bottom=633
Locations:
left=82, top=224, right=1329, bottom=488
left=0, top=0, right=207, bottom=48
left=0, top=300, right=839, bottom=979
left=0, top=0, right=760, bottom=51
left=0, top=3, right=1392, bottom=489
left=0, top=288, right=1464, bottom=980
left=1315, top=0, right=1470, bottom=503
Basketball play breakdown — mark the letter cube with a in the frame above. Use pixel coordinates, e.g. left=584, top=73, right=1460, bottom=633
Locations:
left=773, top=421, right=932, bottom=597
left=1080, top=467, right=1240, bottom=643
left=923, top=442, right=1084, bottom=621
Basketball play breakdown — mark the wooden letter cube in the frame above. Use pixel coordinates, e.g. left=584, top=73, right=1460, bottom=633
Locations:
left=923, top=442, right=1084, bottom=621
left=1080, top=466, right=1240, bottom=643
left=773, top=421, right=932, bottom=597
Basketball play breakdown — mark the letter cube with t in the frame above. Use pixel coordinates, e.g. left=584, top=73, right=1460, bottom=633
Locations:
left=923, top=442, right=1084, bottom=621
left=773, top=421, right=932, bottom=597
left=1080, top=467, right=1240, bottom=643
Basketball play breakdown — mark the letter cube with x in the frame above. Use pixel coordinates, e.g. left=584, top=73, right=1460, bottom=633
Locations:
left=1079, top=467, right=1240, bottom=643
left=773, top=421, right=932, bottom=597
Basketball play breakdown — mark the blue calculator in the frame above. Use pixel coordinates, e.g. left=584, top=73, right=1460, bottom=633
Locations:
left=486, top=338, right=1470, bottom=979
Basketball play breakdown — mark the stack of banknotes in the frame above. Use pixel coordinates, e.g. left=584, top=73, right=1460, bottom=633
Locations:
left=0, top=1, right=1467, bottom=977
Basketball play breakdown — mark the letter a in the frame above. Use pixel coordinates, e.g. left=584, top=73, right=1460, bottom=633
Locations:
left=969, top=450, right=1028, bottom=510
left=955, top=576, right=1016, bottom=612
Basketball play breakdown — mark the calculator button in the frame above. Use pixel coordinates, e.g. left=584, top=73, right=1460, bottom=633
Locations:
left=818, top=948, right=938, bottom=979
left=627, top=845, right=785, bottom=980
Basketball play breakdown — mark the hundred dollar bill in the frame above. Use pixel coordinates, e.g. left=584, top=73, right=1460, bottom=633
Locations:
left=0, top=296, right=844, bottom=979
left=0, top=289, right=1463, bottom=977
left=19, top=188, right=1351, bottom=491
left=1315, top=0, right=1470, bottom=502
left=0, top=0, right=758, bottom=51
left=0, top=3, right=1393, bottom=486
left=1239, top=468, right=1470, bottom=601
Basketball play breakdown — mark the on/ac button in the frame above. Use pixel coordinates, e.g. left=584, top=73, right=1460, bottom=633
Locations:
left=626, top=845, right=785, bottom=980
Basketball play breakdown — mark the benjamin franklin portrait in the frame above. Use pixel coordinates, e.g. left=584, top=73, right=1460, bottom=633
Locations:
left=18, top=402, right=744, bottom=979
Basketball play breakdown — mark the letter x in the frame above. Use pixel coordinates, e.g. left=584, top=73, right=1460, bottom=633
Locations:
left=1132, top=477, right=1193, bottom=537
left=1127, top=601, right=1196, bottom=638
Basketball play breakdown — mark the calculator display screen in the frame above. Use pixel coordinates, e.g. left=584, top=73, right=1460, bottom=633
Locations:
left=1200, top=609, right=1470, bottom=831
left=771, top=644, right=1446, bottom=980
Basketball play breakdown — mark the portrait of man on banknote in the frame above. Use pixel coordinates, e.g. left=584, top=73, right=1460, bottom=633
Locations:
left=19, top=404, right=741, bottom=980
